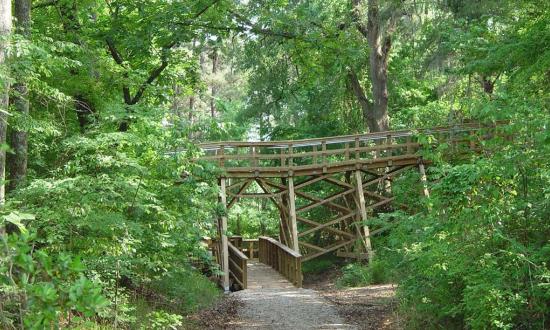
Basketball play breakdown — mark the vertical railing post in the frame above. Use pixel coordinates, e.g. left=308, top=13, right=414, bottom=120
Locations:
left=322, top=141, right=327, bottom=173
left=219, top=177, right=230, bottom=292
left=406, top=135, right=413, bottom=155
left=355, top=137, right=360, bottom=161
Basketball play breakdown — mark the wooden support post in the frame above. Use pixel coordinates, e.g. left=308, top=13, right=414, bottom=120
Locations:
left=313, top=145, right=318, bottom=164
left=418, top=160, right=430, bottom=198
left=219, top=178, right=230, bottom=292
left=354, top=170, right=373, bottom=255
left=406, top=136, right=413, bottom=155
left=288, top=176, right=299, bottom=253
left=322, top=141, right=327, bottom=173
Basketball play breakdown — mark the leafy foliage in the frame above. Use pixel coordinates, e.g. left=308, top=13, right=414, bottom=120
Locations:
left=1, top=0, right=549, bottom=328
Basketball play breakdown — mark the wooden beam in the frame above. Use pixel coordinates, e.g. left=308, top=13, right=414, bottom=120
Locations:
left=298, top=213, right=356, bottom=237
left=296, top=216, right=355, bottom=239
left=297, top=188, right=355, bottom=213
left=302, top=239, right=356, bottom=262
left=227, top=179, right=252, bottom=209
left=263, top=179, right=352, bottom=214
left=255, top=178, right=290, bottom=246
left=355, top=170, right=372, bottom=255
left=298, top=241, right=326, bottom=252
left=219, top=178, right=230, bottom=292
left=288, top=177, right=299, bottom=253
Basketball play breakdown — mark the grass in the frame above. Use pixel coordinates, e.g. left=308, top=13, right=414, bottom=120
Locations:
left=301, top=253, right=341, bottom=274
left=336, top=258, right=390, bottom=288
left=130, top=268, right=221, bottom=329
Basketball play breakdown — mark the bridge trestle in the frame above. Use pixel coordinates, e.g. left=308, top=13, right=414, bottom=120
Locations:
left=201, top=122, right=498, bottom=289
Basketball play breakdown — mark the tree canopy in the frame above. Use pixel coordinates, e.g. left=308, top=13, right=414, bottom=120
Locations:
left=0, top=0, right=548, bottom=328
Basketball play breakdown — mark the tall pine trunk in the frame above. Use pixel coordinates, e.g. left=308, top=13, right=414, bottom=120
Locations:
left=0, top=0, right=12, bottom=202
left=8, top=0, right=31, bottom=191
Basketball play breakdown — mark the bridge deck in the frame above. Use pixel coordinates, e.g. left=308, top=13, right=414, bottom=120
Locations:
left=246, top=260, right=294, bottom=289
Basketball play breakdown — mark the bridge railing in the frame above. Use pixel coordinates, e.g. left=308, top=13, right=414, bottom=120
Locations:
left=196, top=122, right=500, bottom=177
left=228, top=241, right=248, bottom=290
left=258, top=236, right=302, bottom=287
left=228, top=236, right=259, bottom=259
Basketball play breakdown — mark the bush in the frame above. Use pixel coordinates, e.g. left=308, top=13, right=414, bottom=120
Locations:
left=337, top=259, right=389, bottom=287
left=1, top=229, right=108, bottom=329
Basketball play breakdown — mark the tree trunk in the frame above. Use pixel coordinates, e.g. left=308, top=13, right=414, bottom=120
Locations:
left=8, top=0, right=31, bottom=191
left=351, top=0, right=391, bottom=133
left=0, top=0, right=12, bottom=202
left=210, top=49, right=218, bottom=118
left=58, top=1, right=97, bottom=132
left=367, top=54, right=390, bottom=132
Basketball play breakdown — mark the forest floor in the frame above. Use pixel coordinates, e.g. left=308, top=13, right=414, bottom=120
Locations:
left=188, top=262, right=399, bottom=329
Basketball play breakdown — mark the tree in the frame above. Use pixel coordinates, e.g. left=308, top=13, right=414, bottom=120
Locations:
left=350, top=0, right=402, bottom=132
left=0, top=0, right=12, bottom=202
left=8, top=0, right=32, bottom=191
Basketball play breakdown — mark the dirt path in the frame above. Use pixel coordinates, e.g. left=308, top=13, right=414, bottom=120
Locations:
left=227, top=261, right=357, bottom=329
left=190, top=262, right=398, bottom=329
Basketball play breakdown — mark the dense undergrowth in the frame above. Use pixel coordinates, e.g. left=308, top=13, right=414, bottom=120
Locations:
left=1, top=117, right=222, bottom=329
left=338, top=105, right=550, bottom=329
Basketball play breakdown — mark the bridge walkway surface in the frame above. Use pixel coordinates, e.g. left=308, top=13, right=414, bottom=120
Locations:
left=228, top=261, right=357, bottom=329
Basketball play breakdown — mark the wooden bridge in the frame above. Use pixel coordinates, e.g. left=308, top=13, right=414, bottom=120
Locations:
left=197, top=122, right=500, bottom=291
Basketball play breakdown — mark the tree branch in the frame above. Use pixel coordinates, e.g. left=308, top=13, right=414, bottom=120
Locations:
left=348, top=69, right=373, bottom=121
left=106, top=38, right=125, bottom=66
left=191, top=0, right=220, bottom=20
left=351, top=0, right=369, bottom=38
left=129, top=42, right=176, bottom=105
left=129, top=60, right=169, bottom=105
left=32, top=0, right=58, bottom=10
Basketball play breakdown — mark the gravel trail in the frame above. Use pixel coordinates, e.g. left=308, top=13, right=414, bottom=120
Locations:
left=228, top=261, right=357, bottom=330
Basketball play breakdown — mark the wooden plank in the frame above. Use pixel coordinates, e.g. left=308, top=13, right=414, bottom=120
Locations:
left=222, top=155, right=422, bottom=178
left=259, top=236, right=302, bottom=258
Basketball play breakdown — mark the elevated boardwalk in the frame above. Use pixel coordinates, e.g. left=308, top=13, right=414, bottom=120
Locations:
left=200, top=123, right=502, bottom=291
left=197, top=122, right=490, bottom=178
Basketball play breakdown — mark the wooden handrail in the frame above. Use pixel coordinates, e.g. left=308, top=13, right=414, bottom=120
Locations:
left=242, top=238, right=259, bottom=259
left=197, top=122, right=501, bottom=149
left=192, top=122, right=504, bottom=178
left=228, top=241, right=248, bottom=290
left=258, top=236, right=302, bottom=287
